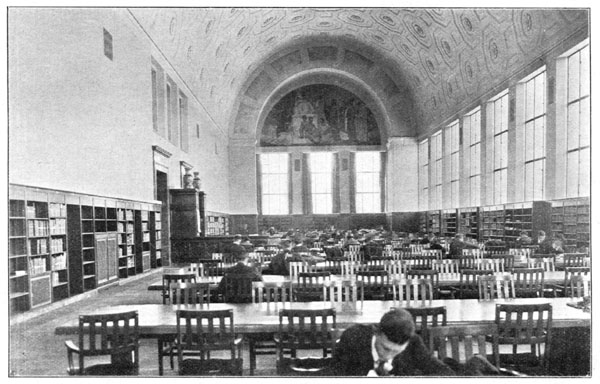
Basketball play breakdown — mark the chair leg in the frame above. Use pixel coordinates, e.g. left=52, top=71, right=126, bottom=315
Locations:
left=158, top=339, right=164, bottom=376
left=249, top=338, right=256, bottom=375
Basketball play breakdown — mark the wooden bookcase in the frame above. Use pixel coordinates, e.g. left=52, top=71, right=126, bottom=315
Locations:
left=205, top=212, right=230, bottom=236
left=135, top=206, right=152, bottom=273
left=440, top=209, right=458, bottom=237
left=551, top=197, right=590, bottom=250
left=458, top=207, right=479, bottom=240
left=10, top=183, right=161, bottom=315
left=116, top=202, right=135, bottom=278
left=480, top=205, right=505, bottom=241
left=426, top=210, right=441, bottom=236
left=150, top=208, right=162, bottom=268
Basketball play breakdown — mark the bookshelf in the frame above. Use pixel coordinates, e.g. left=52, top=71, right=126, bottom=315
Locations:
left=135, top=206, right=152, bottom=273
left=458, top=207, right=479, bottom=241
left=480, top=205, right=504, bottom=241
left=440, top=209, right=458, bottom=237
left=427, top=210, right=441, bottom=237
left=551, top=197, right=590, bottom=250
left=205, top=212, right=230, bottom=236
left=117, top=203, right=135, bottom=278
left=48, top=194, right=69, bottom=302
left=150, top=207, right=162, bottom=268
left=9, top=192, right=30, bottom=313
left=10, top=183, right=162, bottom=315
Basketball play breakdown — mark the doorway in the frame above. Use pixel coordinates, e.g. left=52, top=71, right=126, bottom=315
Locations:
left=156, top=170, right=170, bottom=266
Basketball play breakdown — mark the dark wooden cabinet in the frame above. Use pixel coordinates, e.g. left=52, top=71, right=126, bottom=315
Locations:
left=170, top=189, right=205, bottom=238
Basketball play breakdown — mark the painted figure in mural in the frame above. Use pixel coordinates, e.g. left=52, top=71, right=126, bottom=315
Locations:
left=355, top=100, right=369, bottom=143
left=299, top=115, right=309, bottom=139
left=305, top=116, right=320, bottom=143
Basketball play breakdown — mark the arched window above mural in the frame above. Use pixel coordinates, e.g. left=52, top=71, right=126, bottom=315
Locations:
left=260, top=84, right=381, bottom=147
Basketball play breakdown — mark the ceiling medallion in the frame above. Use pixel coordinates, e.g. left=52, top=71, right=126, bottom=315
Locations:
left=413, top=23, right=426, bottom=38
left=318, top=20, right=333, bottom=27
left=442, top=40, right=452, bottom=56
left=489, top=41, right=499, bottom=60
left=169, top=17, right=176, bottom=35
left=461, top=16, right=473, bottom=32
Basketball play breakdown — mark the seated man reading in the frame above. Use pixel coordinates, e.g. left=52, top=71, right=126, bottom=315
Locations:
left=332, top=308, right=454, bottom=376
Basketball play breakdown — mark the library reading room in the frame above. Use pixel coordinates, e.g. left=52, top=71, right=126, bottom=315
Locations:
left=8, top=6, right=592, bottom=378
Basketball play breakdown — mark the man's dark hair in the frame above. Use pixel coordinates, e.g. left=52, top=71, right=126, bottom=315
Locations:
left=378, top=308, right=415, bottom=345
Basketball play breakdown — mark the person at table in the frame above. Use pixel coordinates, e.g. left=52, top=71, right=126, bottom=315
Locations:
left=241, top=237, right=254, bottom=251
left=323, top=238, right=344, bottom=259
left=343, top=235, right=361, bottom=251
left=264, top=239, right=293, bottom=275
left=428, top=236, right=446, bottom=258
left=227, top=234, right=246, bottom=260
left=536, top=231, right=564, bottom=255
left=447, top=233, right=479, bottom=259
left=291, top=238, right=310, bottom=254
left=216, top=252, right=262, bottom=293
left=515, top=230, right=533, bottom=247
left=332, top=308, right=454, bottom=376
left=363, top=238, right=383, bottom=261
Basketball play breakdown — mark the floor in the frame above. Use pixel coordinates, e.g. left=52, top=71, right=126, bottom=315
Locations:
left=9, top=269, right=278, bottom=377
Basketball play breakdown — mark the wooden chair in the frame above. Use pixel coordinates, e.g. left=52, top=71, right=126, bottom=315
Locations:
left=175, top=309, right=243, bottom=376
left=289, top=261, right=314, bottom=280
left=275, top=308, right=337, bottom=376
left=159, top=283, right=211, bottom=374
left=484, top=254, right=514, bottom=271
left=457, top=269, right=493, bottom=299
left=567, top=275, right=591, bottom=298
left=356, top=270, right=389, bottom=300
left=563, top=253, right=590, bottom=268
left=323, top=279, right=359, bottom=306
left=432, top=259, right=460, bottom=280
left=478, top=275, right=515, bottom=300
left=170, top=282, right=211, bottom=305
left=65, top=310, right=139, bottom=375
left=345, top=250, right=362, bottom=263
left=221, top=274, right=255, bottom=303
left=391, top=278, right=433, bottom=306
left=405, top=255, right=437, bottom=270
left=406, top=269, right=440, bottom=298
left=385, top=260, right=408, bottom=279
left=403, top=306, right=446, bottom=343
left=188, top=263, right=204, bottom=278
left=427, top=324, right=522, bottom=376
left=462, top=248, right=484, bottom=259
left=552, top=267, right=590, bottom=297
left=162, top=273, right=197, bottom=304
left=512, top=268, right=544, bottom=298
left=528, top=255, right=555, bottom=271
left=495, top=303, right=553, bottom=375
left=478, top=258, right=505, bottom=273
left=509, top=248, right=532, bottom=264
left=422, top=249, right=443, bottom=259
left=248, top=281, right=291, bottom=375
left=295, top=272, right=331, bottom=302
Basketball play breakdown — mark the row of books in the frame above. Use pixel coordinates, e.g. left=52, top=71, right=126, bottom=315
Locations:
left=49, top=219, right=67, bottom=235
left=29, top=238, right=48, bottom=255
left=50, top=238, right=65, bottom=253
left=52, top=254, right=67, bottom=270
left=117, top=222, right=135, bottom=233
left=118, top=210, right=134, bottom=221
left=26, top=205, right=43, bottom=218
left=28, top=220, right=49, bottom=237
left=118, top=246, right=133, bottom=257
left=52, top=271, right=65, bottom=286
left=49, top=203, right=67, bottom=217
left=29, top=257, right=47, bottom=275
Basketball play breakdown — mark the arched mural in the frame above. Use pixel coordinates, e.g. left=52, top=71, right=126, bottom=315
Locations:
left=260, top=84, right=380, bottom=146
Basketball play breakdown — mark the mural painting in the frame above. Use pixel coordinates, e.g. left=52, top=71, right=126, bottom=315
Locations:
left=260, top=84, right=380, bottom=146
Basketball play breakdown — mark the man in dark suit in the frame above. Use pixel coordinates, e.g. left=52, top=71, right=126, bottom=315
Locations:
left=227, top=234, right=246, bottom=261
left=265, top=239, right=293, bottom=275
left=217, top=252, right=262, bottom=296
left=447, top=233, right=479, bottom=259
left=332, top=308, right=454, bottom=376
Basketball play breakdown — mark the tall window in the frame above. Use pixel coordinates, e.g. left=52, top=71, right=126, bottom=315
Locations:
left=260, top=153, right=289, bottom=215
left=431, top=132, right=443, bottom=209
left=166, top=83, right=172, bottom=142
left=355, top=152, right=381, bottom=213
left=463, top=108, right=481, bottom=207
left=178, top=92, right=188, bottom=152
left=309, top=152, right=333, bottom=214
left=445, top=120, right=460, bottom=208
left=418, top=139, right=429, bottom=211
left=487, top=90, right=509, bottom=204
left=521, top=67, right=546, bottom=201
left=565, top=41, right=590, bottom=197
left=151, top=68, right=158, bottom=132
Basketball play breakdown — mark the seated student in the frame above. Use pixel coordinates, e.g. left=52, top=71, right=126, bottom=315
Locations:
left=447, top=233, right=479, bottom=259
left=363, top=239, right=383, bottom=261
left=227, top=234, right=246, bottom=260
left=265, top=239, right=293, bottom=275
left=332, top=308, right=454, bottom=376
left=515, top=231, right=533, bottom=247
left=217, top=252, right=262, bottom=295
left=240, top=237, right=254, bottom=251
left=323, top=238, right=344, bottom=259
left=428, top=236, right=446, bottom=258
left=535, top=230, right=564, bottom=254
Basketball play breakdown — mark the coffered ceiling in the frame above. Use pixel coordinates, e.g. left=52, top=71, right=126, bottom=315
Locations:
left=130, top=8, right=588, bottom=138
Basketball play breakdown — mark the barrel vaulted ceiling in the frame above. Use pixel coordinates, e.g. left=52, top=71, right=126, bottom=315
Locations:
left=130, top=8, right=588, bottom=139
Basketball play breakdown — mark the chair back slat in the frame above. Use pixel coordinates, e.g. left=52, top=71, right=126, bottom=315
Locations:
left=170, top=282, right=211, bottom=305
left=478, top=275, right=515, bottom=300
left=428, top=324, right=500, bottom=368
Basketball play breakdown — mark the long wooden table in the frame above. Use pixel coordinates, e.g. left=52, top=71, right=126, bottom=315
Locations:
left=55, top=298, right=590, bottom=376
left=148, top=271, right=568, bottom=291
